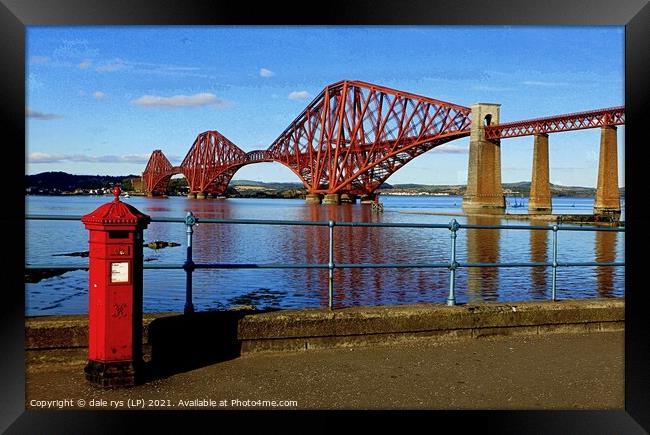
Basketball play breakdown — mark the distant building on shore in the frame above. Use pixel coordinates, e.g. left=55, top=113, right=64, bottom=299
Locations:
left=130, top=177, right=145, bottom=193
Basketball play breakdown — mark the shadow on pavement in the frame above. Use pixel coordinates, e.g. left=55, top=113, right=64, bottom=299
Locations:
left=140, top=309, right=260, bottom=383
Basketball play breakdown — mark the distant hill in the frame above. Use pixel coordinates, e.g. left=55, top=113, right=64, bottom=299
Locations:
left=380, top=182, right=624, bottom=198
left=26, top=172, right=139, bottom=192
left=230, top=180, right=304, bottom=190
left=25, top=172, right=624, bottom=198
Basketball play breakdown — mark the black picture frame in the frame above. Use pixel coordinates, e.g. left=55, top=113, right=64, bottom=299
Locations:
left=4, top=0, right=649, bottom=432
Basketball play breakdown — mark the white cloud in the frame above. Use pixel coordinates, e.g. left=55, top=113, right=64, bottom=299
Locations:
left=164, top=66, right=200, bottom=72
left=93, top=91, right=106, bottom=100
left=30, top=56, right=50, bottom=65
left=28, top=152, right=63, bottom=162
left=93, top=59, right=211, bottom=79
left=430, top=144, right=468, bottom=154
left=97, top=58, right=128, bottom=72
left=52, top=39, right=98, bottom=59
left=131, top=93, right=231, bottom=108
left=26, top=108, right=63, bottom=120
left=259, top=68, right=274, bottom=77
left=288, top=91, right=311, bottom=100
left=79, top=59, right=93, bottom=69
left=471, top=85, right=515, bottom=92
left=521, top=80, right=569, bottom=87
left=28, top=152, right=151, bottom=164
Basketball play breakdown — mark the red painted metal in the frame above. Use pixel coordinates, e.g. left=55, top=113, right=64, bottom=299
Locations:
left=141, top=137, right=273, bottom=196
left=267, top=80, right=472, bottom=195
left=246, top=149, right=273, bottom=162
left=141, top=80, right=625, bottom=197
left=484, top=106, right=625, bottom=140
left=142, top=150, right=176, bottom=195
left=180, top=131, right=248, bottom=194
left=81, top=186, right=150, bottom=386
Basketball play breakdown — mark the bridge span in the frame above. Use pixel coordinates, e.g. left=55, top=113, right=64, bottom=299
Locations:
left=142, top=80, right=624, bottom=215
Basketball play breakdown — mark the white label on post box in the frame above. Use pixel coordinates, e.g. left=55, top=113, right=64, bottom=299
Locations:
left=111, top=262, right=129, bottom=283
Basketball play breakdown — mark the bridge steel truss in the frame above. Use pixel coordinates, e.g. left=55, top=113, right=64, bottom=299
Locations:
left=142, top=150, right=175, bottom=195
left=267, top=80, right=472, bottom=195
left=142, top=80, right=624, bottom=197
left=142, top=132, right=274, bottom=196
left=484, top=106, right=625, bottom=140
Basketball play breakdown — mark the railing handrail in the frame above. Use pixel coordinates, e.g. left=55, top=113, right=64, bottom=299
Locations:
left=25, top=213, right=625, bottom=312
left=25, top=214, right=625, bottom=232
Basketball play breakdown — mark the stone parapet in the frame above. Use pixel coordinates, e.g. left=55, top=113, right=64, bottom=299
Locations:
left=26, top=299, right=623, bottom=353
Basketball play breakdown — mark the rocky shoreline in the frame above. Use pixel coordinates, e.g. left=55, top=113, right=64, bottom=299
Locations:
left=26, top=240, right=182, bottom=283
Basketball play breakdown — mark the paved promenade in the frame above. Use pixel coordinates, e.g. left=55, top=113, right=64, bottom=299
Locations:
left=26, top=331, right=623, bottom=410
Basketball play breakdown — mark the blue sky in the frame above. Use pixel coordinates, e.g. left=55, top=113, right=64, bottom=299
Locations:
left=26, top=26, right=624, bottom=187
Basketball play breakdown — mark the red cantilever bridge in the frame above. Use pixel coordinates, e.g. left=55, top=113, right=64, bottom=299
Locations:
left=142, top=79, right=624, bottom=204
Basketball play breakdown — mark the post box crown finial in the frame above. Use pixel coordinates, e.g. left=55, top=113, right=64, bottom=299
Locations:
left=81, top=186, right=150, bottom=226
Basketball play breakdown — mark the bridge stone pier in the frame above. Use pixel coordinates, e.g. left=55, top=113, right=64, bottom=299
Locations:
left=305, top=193, right=322, bottom=204
left=305, top=193, right=358, bottom=205
left=323, top=194, right=341, bottom=205
left=594, top=126, right=620, bottom=216
left=462, top=103, right=506, bottom=214
left=360, top=193, right=378, bottom=204
left=528, top=133, right=552, bottom=214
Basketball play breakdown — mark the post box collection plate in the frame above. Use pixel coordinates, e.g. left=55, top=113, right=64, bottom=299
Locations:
left=110, top=261, right=129, bottom=283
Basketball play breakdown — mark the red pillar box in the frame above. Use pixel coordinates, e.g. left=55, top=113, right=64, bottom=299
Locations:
left=81, top=186, right=150, bottom=387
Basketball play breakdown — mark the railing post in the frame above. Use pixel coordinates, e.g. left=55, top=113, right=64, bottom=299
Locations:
left=447, top=219, right=460, bottom=306
left=328, top=220, right=335, bottom=310
left=551, top=224, right=558, bottom=301
left=184, top=211, right=197, bottom=314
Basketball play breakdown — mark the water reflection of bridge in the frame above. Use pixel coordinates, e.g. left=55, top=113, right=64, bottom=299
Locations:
left=465, top=216, right=501, bottom=303
left=154, top=203, right=622, bottom=308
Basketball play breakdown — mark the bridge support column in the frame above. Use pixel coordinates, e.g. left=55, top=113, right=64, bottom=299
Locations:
left=323, top=194, right=341, bottom=205
left=360, top=194, right=377, bottom=204
left=305, top=193, right=322, bottom=204
left=594, top=126, right=620, bottom=215
left=186, top=192, right=196, bottom=199
left=340, top=193, right=357, bottom=204
left=196, top=192, right=206, bottom=199
left=463, top=103, right=505, bottom=214
left=528, top=133, right=552, bottom=214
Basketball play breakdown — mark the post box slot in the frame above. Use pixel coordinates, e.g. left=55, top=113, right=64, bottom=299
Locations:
left=108, top=231, right=130, bottom=239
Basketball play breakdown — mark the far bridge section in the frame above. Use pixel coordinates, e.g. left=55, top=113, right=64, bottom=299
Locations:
left=142, top=80, right=473, bottom=203
left=466, top=106, right=624, bottom=215
left=141, top=80, right=624, bottom=215
left=142, top=132, right=273, bottom=198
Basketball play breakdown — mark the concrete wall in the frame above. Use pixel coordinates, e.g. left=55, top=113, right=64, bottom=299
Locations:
left=25, top=299, right=624, bottom=353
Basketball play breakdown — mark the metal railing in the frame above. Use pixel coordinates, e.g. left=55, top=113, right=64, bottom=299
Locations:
left=25, top=213, right=625, bottom=313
